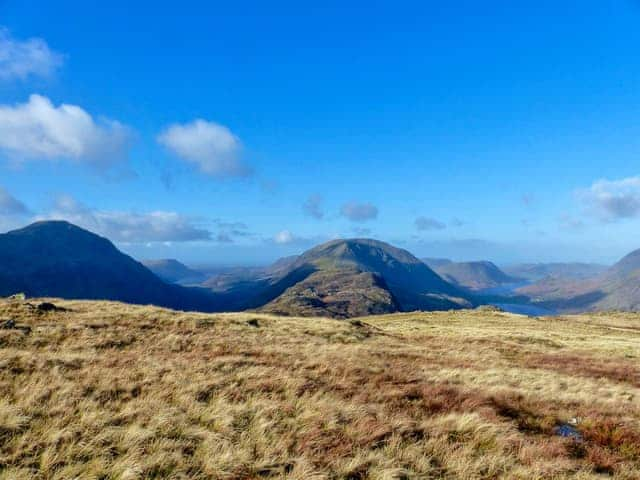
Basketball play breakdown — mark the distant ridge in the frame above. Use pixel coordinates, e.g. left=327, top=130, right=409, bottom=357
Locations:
left=0, top=221, right=222, bottom=312
left=504, top=262, right=607, bottom=282
left=143, top=258, right=206, bottom=285
left=423, top=259, right=520, bottom=291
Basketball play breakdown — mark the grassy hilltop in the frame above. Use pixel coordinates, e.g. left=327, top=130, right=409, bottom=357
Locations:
left=0, top=299, right=639, bottom=479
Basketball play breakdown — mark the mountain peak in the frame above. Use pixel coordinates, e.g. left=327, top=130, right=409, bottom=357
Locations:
left=12, top=220, right=92, bottom=235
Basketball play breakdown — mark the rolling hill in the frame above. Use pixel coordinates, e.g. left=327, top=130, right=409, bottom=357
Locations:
left=0, top=221, right=222, bottom=312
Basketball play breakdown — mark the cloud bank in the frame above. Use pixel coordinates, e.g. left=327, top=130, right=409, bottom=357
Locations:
left=39, top=195, right=211, bottom=243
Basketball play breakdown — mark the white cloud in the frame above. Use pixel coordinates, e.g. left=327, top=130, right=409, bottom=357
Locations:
left=158, top=119, right=250, bottom=178
left=38, top=195, right=211, bottom=243
left=0, top=94, right=132, bottom=170
left=415, top=216, right=446, bottom=231
left=0, top=187, right=29, bottom=215
left=273, top=230, right=296, bottom=244
left=0, top=27, right=64, bottom=81
left=579, top=176, right=640, bottom=221
left=340, top=202, right=378, bottom=222
left=271, top=230, right=327, bottom=247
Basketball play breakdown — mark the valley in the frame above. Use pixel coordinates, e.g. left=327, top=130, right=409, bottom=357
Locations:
left=5, top=221, right=640, bottom=318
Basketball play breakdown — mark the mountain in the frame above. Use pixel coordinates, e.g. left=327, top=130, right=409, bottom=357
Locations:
left=584, top=249, right=640, bottom=311
left=503, top=262, right=607, bottom=282
left=519, top=249, right=640, bottom=312
left=0, top=221, right=221, bottom=312
left=424, top=259, right=521, bottom=291
left=254, top=239, right=472, bottom=317
left=142, top=259, right=206, bottom=285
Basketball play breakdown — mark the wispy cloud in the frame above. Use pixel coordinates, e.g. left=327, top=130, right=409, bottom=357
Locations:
left=158, top=119, right=251, bottom=178
left=578, top=176, right=640, bottom=221
left=521, top=193, right=535, bottom=207
left=0, top=94, right=132, bottom=171
left=559, top=214, right=585, bottom=231
left=38, top=195, right=211, bottom=243
left=303, top=194, right=324, bottom=219
left=0, top=27, right=64, bottom=81
left=212, top=219, right=253, bottom=243
left=415, top=216, right=446, bottom=231
left=0, top=187, right=30, bottom=216
left=340, top=201, right=378, bottom=222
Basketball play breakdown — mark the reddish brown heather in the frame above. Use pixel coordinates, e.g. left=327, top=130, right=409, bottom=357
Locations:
left=0, top=299, right=639, bottom=479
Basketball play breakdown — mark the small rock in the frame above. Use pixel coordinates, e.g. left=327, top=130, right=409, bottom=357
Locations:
left=0, top=319, right=30, bottom=334
left=246, top=319, right=260, bottom=327
left=37, top=302, right=65, bottom=312
left=1, top=319, right=16, bottom=329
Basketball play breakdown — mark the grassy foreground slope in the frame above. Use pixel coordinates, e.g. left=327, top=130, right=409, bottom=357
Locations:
left=0, top=300, right=639, bottom=479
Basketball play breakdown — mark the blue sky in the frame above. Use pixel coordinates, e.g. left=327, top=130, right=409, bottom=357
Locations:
left=1, top=1, right=640, bottom=265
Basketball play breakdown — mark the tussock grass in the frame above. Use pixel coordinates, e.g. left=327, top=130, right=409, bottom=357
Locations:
left=0, top=299, right=639, bottom=478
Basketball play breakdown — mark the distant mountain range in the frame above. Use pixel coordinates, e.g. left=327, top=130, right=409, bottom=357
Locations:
left=503, top=262, right=608, bottom=282
left=3, top=221, right=640, bottom=317
left=423, top=258, right=521, bottom=291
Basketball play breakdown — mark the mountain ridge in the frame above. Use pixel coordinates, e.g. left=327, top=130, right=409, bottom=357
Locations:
left=423, top=259, right=520, bottom=291
left=0, top=221, right=222, bottom=312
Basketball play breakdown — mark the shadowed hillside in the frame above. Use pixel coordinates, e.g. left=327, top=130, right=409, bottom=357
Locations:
left=0, top=221, right=222, bottom=312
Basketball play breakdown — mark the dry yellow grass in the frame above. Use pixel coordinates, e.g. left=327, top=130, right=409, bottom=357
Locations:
left=0, top=298, right=639, bottom=479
